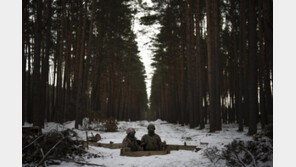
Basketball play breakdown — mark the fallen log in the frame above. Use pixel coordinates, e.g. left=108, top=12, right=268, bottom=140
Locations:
left=200, top=142, right=209, bottom=146
left=167, top=144, right=197, bottom=151
left=88, top=133, right=102, bottom=142
left=86, top=142, right=122, bottom=149
left=60, top=158, right=105, bottom=166
left=120, top=149, right=170, bottom=157
left=87, top=142, right=200, bottom=151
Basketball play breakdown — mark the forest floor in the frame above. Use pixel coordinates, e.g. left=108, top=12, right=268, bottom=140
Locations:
left=23, top=120, right=253, bottom=167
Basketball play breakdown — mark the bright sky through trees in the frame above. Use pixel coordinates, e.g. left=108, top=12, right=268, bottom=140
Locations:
left=133, top=0, right=160, bottom=99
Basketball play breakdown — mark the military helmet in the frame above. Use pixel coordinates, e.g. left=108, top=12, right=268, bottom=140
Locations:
left=126, top=128, right=135, bottom=134
left=147, top=124, right=155, bottom=130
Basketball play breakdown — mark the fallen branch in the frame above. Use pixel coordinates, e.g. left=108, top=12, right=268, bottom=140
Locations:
left=204, top=150, right=222, bottom=166
left=200, top=142, right=209, bottom=146
left=232, top=152, right=247, bottom=167
left=240, top=146, right=257, bottom=167
left=61, top=158, right=105, bottom=166
left=39, top=148, right=47, bottom=167
left=36, top=137, right=65, bottom=167
left=22, top=134, right=44, bottom=151
left=89, top=142, right=198, bottom=151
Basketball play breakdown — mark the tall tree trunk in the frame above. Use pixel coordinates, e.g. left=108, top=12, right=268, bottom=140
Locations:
left=91, top=0, right=103, bottom=121
left=64, top=1, right=74, bottom=122
left=238, top=0, right=246, bottom=132
left=185, top=0, right=193, bottom=127
left=190, top=0, right=198, bottom=127
left=206, top=0, right=217, bottom=132
left=33, top=0, right=43, bottom=127
left=22, top=0, right=29, bottom=124
left=27, top=40, right=33, bottom=123
left=56, top=0, right=67, bottom=123
left=74, top=0, right=84, bottom=128
left=51, top=44, right=57, bottom=122
left=213, top=0, right=221, bottom=131
left=247, top=0, right=258, bottom=135
left=195, top=0, right=204, bottom=129
left=257, top=0, right=267, bottom=128
left=263, top=0, right=273, bottom=124
left=178, top=2, right=186, bottom=125
left=83, top=0, right=96, bottom=120
left=42, top=0, right=52, bottom=123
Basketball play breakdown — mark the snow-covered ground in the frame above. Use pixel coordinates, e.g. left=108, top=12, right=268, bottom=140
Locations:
left=33, top=120, right=253, bottom=167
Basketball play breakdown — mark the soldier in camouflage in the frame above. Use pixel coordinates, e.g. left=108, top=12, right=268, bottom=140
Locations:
left=141, top=124, right=163, bottom=151
left=122, top=128, right=142, bottom=152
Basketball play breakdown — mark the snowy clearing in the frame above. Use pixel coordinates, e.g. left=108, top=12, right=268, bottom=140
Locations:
left=26, top=120, right=253, bottom=167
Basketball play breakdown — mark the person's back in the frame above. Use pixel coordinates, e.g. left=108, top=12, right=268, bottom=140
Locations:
left=141, top=133, right=161, bottom=151
left=141, top=124, right=163, bottom=151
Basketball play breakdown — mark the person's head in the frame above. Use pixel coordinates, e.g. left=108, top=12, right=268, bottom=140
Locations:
left=147, top=124, right=155, bottom=134
left=126, top=128, right=136, bottom=137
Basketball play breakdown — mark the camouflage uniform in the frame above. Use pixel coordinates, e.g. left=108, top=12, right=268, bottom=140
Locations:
left=122, top=128, right=142, bottom=151
left=141, top=124, right=163, bottom=151
left=141, top=133, right=162, bottom=151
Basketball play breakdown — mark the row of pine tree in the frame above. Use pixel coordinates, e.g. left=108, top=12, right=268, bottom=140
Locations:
left=22, top=0, right=148, bottom=128
left=148, top=0, right=273, bottom=134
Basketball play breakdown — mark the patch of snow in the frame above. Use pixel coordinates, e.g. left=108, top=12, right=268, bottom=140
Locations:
left=42, top=120, right=253, bottom=167
left=23, top=122, right=33, bottom=127
left=42, top=121, right=75, bottom=133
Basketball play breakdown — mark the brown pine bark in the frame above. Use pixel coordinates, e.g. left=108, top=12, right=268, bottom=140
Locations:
left=247, top=0, right=258, bottom=135
left=185, top=0, right=193, bottom=126
left=242, top=2, right=250, bottom=126
left=190, top=0, right=198, bottom=128
left=82, top=0, right=97, bottom=120
left=74, top=0, right=85, bottom=128
left=195, top=0, right=204, bottom=129
left=56, top=0, right=66, bottom=123
left=91, top=0, right=104, bottom=120
left=123, top=31, right=133, bottom=120
left=22, top=0, right=29, bottom=124
left=206, top=0, right=219, bottom=132
left=42, top=0, right=52, bottom=123
left=107, top=54, right=115, bottom=118
left=32, top=0, right=43, bottom=127
left=79, top=0, right=88, bottom=122
left=238, top=0, right=246, bottom=132
left=263, top=0, right=273, bottom=124
left=178, top=1, right=186, bottom=125
left=213, top=0, right=221, bottom=131
left=63, top=1, right=75, bottom=122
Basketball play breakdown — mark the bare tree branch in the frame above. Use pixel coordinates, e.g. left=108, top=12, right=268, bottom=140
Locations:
left=240, top=146, right=257, bottom=167
left=22, top=134, right=44, bottom=151
left=37, top=137, right=65, bottom=167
